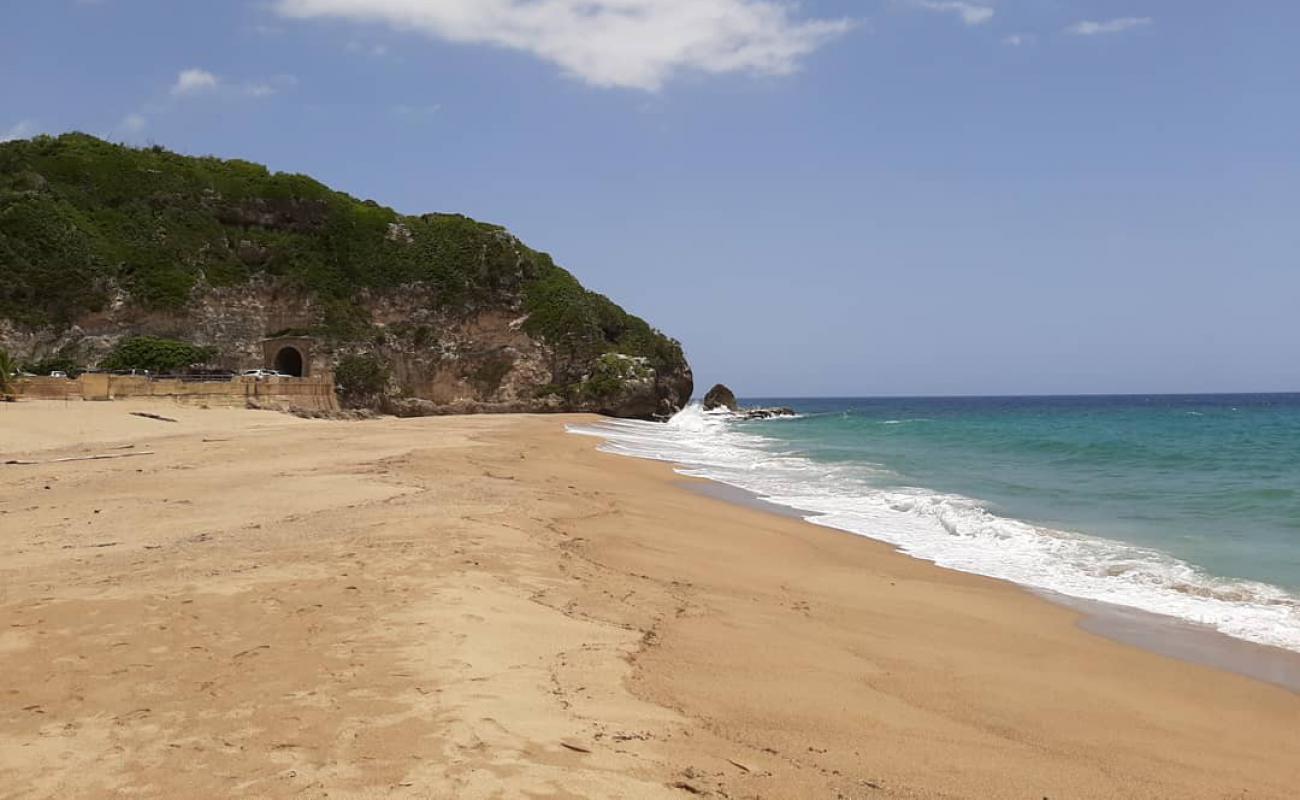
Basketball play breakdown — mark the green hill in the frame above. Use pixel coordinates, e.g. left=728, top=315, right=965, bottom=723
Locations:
left=0, top=134, right=692, bottom=418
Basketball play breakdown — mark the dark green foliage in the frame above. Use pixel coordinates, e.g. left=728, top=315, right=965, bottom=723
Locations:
left=522, top=264, right=684, bottom=384
left=0, top=133, right=687, bottom=396
left=22, top=353, right=82, bottom=377
left=410, top=325, right=436, bottom=350
left=0, top=192, right=108, bottom=324
left=99, top=336, right=217, bottom=373
left=469, top=352, right=515, bottom=397
left=577, top=353, right=653, bottom=401
left=335, top=352, right=389, bottom=406
left=0, top=348, right=15, bottom=395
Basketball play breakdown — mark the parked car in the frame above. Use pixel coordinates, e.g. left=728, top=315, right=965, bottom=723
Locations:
left=49, top=370, right=68, bottom=378
left=240, top=369, right=292, bottom=380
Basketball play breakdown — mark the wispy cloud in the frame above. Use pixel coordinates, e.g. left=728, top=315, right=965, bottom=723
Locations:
left=170, top=68, right=297, bottom=99
left=911, top=0, right=994, bottom=26
left=346, top=40, right=389, bottom=57
left=273, top=0, right=854, bottom=92
left=119, top=113, right=148, bottom=134
left=171, top=68, right=220, bottom=96
left=1066, top=17, right=1152, bottom=36
left=244, top=74, right=299, bottom=98
left=1001, top=33, right=1035, bottom=47
left=1, top=120, right=39, bottom=142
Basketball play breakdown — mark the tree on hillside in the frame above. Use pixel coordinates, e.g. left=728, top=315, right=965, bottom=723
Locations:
left=99, top=336, right=217, bottom=373
left=0, top=348, right=16, bottom=398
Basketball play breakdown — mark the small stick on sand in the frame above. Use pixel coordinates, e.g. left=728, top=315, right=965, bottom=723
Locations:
left=4, top=452, right=155, bottom=466
left=130, top=412, right=179, bottom=423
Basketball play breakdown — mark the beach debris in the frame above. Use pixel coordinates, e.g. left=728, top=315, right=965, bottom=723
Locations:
left=670, top=781, right=705, bottom=795
left=5, top=452, right=155, bottom=466
left=725, top=758, right=752, bottom=773
left=130, top=411, right=179, bottom=423
left=560, top=741, right=592, bottom=754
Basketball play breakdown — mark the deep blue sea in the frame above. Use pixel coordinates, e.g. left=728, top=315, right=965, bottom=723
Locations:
left=572, top=395, right=1300, bottom=652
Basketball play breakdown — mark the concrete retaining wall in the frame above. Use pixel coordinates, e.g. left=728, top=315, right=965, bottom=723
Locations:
left=13, top=373, right=338, bottom=411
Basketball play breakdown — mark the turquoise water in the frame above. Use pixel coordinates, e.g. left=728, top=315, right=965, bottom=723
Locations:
left=572, top=394, right=1300, bottom=651
left=748, top=395, right=1300, bottom=592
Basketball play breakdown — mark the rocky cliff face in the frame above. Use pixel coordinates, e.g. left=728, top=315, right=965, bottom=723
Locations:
left=0, top=134, right=692, bottom=419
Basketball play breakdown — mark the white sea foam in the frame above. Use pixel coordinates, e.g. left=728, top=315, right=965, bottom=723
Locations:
left=568, top=404, right=1300, bottom=653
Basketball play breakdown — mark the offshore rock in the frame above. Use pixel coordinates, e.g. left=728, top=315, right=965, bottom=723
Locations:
left=739, top=406, right=797, bottom=420
left=703, top=383, right=738, bottom=412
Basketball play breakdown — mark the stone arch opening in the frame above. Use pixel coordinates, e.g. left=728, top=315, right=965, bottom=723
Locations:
left=274, top=346, right=304, bottom=377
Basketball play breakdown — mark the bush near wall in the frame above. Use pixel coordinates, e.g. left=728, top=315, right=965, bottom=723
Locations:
left=334, top=352, right=389, bottom=407
left=99, top=336, right=217, bottom=373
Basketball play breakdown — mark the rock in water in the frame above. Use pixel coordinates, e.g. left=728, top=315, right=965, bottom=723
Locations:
left=739, top=406, right=796, bottom=420
left=703, top=384, right=738, bottom=412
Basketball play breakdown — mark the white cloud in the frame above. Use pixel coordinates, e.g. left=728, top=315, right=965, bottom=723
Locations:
left=120, top=113, right=148, bottom=133
left=345, top=40, right=389, bottom=57
left=1001, top=33, right=1034, bottom=46
left=244, top=74, right=299, bottom=98
left=1, top=120, right=39, bottom=142
left=1066, top=17, right=1152, bottom=36
left=172, top=68, right=220, bottom=96
left=274, top=0, right=854, bottom=91
left=912, top=0, right=994, bottom=26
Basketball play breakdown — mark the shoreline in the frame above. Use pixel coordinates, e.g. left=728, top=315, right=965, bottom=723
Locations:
left=3, top=401, right=1299, bottom=798
left=682, top=476, right=1300, bottom=694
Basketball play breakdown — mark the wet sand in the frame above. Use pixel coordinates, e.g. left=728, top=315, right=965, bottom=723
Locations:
left=2, top=401, right=1299, bottom=798
left=686, top=478, right=1300, bottom=694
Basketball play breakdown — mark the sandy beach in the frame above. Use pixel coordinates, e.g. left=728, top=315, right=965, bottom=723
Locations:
left=2, top=401, right=1299, bottom=799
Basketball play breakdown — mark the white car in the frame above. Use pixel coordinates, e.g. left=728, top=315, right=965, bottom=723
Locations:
left=241, top=369, right=292, bottom=380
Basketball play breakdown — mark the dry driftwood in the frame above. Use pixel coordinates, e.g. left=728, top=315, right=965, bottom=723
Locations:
left=130, top=412, right=179, bottom=423
left=4, top=451, right=155, bottom=466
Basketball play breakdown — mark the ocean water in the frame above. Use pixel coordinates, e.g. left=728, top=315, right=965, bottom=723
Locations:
left=569, top=395, right=1300, bottom=652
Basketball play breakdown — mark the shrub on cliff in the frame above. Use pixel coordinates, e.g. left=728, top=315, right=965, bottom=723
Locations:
left=99, top=336, right=217, bottom=373
left=0, top=348, right=15, bottom=396
left=335, top=353, right=389, bottom=407
left=522, top=264, right=685, bottom=386
left=0, top=133, right=692, bottom=414
left=0, top=134, right=560, bottom=324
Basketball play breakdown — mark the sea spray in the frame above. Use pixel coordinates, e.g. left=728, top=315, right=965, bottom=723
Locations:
left=569, top=396, right=1300, bottom=652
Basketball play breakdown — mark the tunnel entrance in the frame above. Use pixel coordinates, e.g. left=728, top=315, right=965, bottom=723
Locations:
left=261, top=335, right=314, bottom=378
left=273, top=346, right=304, bottom=377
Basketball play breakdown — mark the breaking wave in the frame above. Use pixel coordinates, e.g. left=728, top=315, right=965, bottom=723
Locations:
left=569, top=404, right=1300, bottom=652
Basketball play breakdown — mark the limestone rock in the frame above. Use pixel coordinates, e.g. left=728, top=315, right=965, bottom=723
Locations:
left=703, top=383, right=738, bottom=412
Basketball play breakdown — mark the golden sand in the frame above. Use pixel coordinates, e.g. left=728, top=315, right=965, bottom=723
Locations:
left=1, top=401, right=1297, bottom=798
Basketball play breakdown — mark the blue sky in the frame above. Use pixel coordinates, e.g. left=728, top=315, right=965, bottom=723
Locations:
left=3, top=1, right=1298, bottom=396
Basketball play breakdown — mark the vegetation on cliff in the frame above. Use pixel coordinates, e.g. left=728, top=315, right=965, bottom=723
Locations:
left=98, top=336, right=217, bottom=374
left=0, top=133, right=688, bottom=409
left=0, top=348, right=15, bottom=397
